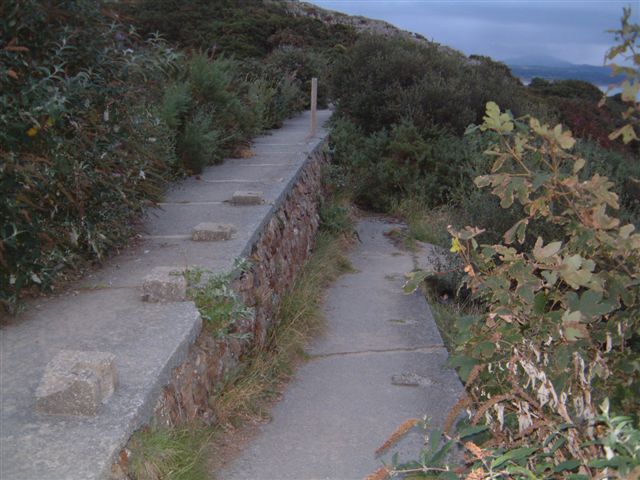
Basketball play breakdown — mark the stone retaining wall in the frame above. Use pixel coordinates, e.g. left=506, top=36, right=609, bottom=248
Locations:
left=113, top=142, right=329, bottom=476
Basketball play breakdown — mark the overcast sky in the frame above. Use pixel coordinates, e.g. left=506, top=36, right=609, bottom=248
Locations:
left=307, top=1, right=638, bottom=65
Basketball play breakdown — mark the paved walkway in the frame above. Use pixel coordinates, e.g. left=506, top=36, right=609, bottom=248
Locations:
left=0, top=110, right=332, bottom=480
left=221, top=219, right=462, bottom=480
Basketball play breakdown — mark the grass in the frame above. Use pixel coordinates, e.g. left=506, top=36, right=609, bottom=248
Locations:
left=393, top=198, right=461, bottom=250
left=212, top=230, right=354, bottom=425
left=126, top=225, right=354, bottom=479
left=128, top=426, right=211, bottom=480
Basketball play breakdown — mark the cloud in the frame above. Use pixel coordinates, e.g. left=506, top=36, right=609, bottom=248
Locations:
left=309, top=0, right=637, bottom=65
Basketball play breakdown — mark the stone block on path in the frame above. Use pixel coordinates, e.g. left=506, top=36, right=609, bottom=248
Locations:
left=35, top=350, right=117, bottom=416
left=231, top=190, right=264, bottom=205
left=142, top=267, right=187, bottom=302
left=192, top=223, right=235, bottom=241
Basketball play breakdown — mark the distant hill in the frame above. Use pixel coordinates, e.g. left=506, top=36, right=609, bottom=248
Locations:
left=505, top=56, right=624, bottom=86
left=505, top=55, right=574, bottom=68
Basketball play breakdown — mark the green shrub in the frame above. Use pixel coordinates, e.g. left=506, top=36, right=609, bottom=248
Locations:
left=331, top=35, right=537, bottom=135
left=400, top=102, right=640, bottom=479
left=179, top=109, right=221, bottom=173
left=160, top=82, right=192, bottom=130
left=529, top=77, right=603, bottom=101
left=319, top=198, right=352, bottom=235
left=118, top=0, right=356, bottom=58
left=264, top=46, right=329, bottom=107
left=128, top=426, right=210, bottom=480
left=188, top=54, right=235, bottom=107
left=0, top=0, right=179, bottom=311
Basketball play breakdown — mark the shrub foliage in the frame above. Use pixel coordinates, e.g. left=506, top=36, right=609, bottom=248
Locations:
left=0, top=0, right=317, bottom=311
left=1, top=0, right=180, bottom=310
left=393, top=12, right=639, bottom=477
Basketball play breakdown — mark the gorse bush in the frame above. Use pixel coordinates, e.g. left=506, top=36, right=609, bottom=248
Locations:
left=265, top=46, right=330, bottom=108
left=180, top=109, right=221, bottom=173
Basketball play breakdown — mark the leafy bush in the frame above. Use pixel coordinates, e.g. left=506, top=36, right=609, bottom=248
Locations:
left=331, top=35, right=539, bottom=135
left=264, top=46, right=329, bottom=108
left=0, top=0, right=180, bottom=311
left=399, top=102, right=640, bottom=479
left=529, top=77, right=603, bottom=101
left=329, top=117, right=492, bottom=211
left=0, top=0, right=313, bottom=312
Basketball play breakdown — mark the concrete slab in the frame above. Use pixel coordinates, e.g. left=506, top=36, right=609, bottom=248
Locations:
left=0, top=109, right=332, bottom=480
left=307, top=221, right=445, bottom=356
left=220, top=219, right=463, bottom=480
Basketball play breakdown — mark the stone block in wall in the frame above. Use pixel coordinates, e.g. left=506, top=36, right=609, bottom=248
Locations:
left=36, top=350, right=117, bottom=416
left=192, top=223, right=235, bottom=241
left=230, top=191, right=264, bottom=205
left=142, top=267, right=187, bottom=302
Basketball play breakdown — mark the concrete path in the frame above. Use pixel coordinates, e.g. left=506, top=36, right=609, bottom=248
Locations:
left=0, top=110, right=332, bottom=480
left=221, top=219, right=462, bottom=480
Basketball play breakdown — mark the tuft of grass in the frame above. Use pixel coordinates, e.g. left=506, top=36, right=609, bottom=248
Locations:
left=213, top=230, right=354, bottom=424
left=128, top=426, right=211, bottom=480
left=394, top=198, right=461, bottom=250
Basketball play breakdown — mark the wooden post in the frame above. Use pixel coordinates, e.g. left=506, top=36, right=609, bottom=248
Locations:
left=310, top=77, right=318, bottom=136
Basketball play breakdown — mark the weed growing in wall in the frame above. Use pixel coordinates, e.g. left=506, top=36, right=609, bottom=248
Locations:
left=185, top=260, right=254, bottom=338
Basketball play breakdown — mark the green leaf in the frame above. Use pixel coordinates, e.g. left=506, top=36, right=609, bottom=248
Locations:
left=473, top=341, right=496, bottom=359
left=620, top=224, right=635, bottom=238
left=491, top=447, right=538, bottom=469
left=621, top=79, right=639, bottom=102
left=506, top=465, right=537, bottom=479
left=504, top=219, right=528, bottom=245
left=465, top=124, right=480, bottom=135
left=403, top=270, right=430, bottom=294
left=554, top=459, right=581, bottom=472
left=448, top=355, right=480, bottom=382
left=609, top=124, right=639, bottom=144
left=533, top=238, right=562, bottom=261
left=573, top=157, right=585, bottom=173
left=533, top=292, right=547, bottom=315
left=437, top=472, right=458, bottom=480
left=458, top=425, right=489, bottom=439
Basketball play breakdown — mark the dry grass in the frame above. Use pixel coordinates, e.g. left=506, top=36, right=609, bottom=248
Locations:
left=128, top=426, right=212, bottom=480
left=213, top=231, right=354, bottom=425
left=128, top=223, right=355, bottom=480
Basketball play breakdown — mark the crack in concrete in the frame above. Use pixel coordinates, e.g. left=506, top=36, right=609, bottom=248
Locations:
left=306, top=344, right=446, bottom=359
